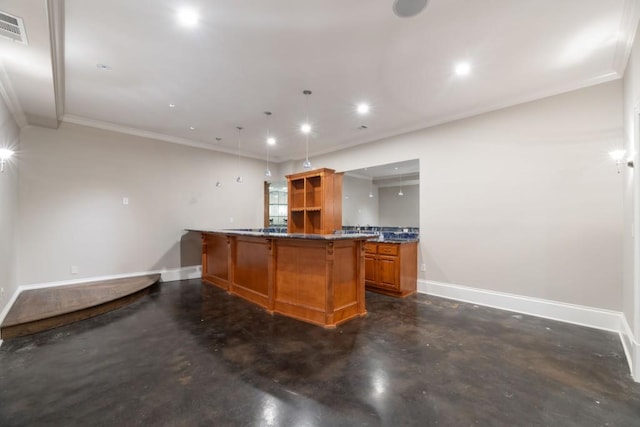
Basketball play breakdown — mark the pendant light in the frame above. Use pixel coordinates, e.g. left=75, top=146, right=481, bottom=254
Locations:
left=235, top=126, right=243, bottom=183
left=369, top=178, right=374, bottom=198
left=398, top=174, right=404, bottom=196
left=301, top=90, right=312, bottom=169
left=264, top=112, right=275, bottom=178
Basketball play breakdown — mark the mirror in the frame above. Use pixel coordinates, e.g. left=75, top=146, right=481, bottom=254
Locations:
left=342, top=159, right=419, bottom=228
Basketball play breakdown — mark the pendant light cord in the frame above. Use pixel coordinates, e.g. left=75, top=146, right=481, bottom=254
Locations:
left=302, top=89, right=312, bottom=169
left=305, top=92, right=310, bottom=164
left=236, top=126, right=243, bottom=183
left=265, top=112, right=271, bottom=172
left=236, top=126, right=242, bottom=167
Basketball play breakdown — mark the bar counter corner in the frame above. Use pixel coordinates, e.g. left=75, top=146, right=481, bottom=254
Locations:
left=189, top=229, right=376, bottom=328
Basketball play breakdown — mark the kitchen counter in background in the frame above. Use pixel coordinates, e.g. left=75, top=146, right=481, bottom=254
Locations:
left=364, top=240, right=419, bottom=297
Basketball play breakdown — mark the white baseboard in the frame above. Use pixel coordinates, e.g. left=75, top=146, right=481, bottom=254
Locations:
left=18, top=265, right=202, bottom=292
left=419, top=279, right=639, bottom=382
left=158, top=265, right=202, bottom=282
left=0, top=286, right=23, bottom=336
left=0, top=265, right=203, bottom=329
left=418, top=279, right=622, bottom=332
left=621, top=315, right=640, bottom=381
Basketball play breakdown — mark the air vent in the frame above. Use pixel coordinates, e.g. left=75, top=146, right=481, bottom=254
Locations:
left=0, top=11, right=27, bottom=45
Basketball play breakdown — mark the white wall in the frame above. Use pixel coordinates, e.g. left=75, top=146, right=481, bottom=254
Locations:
left=622, top=21, right=640, bottom=379
left=280, top=80, right=624, bottom=311
left=342, top=175, right=378, bottom=226
left=17, top=123, right=266, bottom=285
left=0, top=94, right=20, bottom=317
left=379, top=184, right=419, bottom=227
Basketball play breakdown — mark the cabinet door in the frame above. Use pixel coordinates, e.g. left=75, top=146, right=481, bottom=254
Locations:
left=365, top=255, right=377, bottom=285
left=378, top=256, right=399, bottom=289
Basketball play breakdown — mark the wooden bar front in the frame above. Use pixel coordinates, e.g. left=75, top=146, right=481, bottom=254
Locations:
left=200, top=231, right=368, bottom=328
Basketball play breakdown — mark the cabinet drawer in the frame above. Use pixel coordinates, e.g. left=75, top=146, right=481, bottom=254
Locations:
left=378, top=244, right=398, bottom=256
left=364, top=243, right=378, bottom=254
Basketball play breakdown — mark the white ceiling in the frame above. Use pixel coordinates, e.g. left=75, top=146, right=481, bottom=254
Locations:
left=346, top=159, right=420, bottom=180
left=0, top=0, right=638, bottom=163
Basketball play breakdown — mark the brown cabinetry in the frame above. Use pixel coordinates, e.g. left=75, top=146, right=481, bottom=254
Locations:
left=364, top=241, right=418, bottom=297
left=286, top=168, right=343, bottom=234
left=199, top=231, right=368, bottom=328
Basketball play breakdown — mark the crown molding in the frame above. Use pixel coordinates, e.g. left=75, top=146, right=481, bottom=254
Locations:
left=62, top=114, right=281, bottom=162
left=47, top=0, right=65, bottom=126
left=612, top=0, right=640, bottom=74
left=68, top=68, right=620, bottom=167
left=298, top=71, right=622, bottom=163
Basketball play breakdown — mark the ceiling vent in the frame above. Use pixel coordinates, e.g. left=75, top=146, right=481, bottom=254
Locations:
left=0, top=11, right=27, bottom=45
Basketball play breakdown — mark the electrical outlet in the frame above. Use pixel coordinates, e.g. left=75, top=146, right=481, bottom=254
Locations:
left=229, top=217, right=234, bottom=223
left=122, top=197, right=129, bottom=205
left=71, top=266, right=79, bottom=274
left=420, top=264, right=426, bottom=272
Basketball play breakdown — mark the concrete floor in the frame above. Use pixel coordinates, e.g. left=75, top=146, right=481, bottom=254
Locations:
left=1, top=279, right=639, bottom=426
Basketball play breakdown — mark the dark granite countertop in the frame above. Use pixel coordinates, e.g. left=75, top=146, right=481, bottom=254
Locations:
left=375, top=238, right=420, bottom=243
left=188, top=229, right=377, bottom=241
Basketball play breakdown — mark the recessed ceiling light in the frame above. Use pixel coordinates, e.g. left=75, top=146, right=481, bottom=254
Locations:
left=96, top=63, right=111, bottom=70
left=177, top=8, right=199, bottom=27
left=356, top=103, right=370, bottom=114
left=393, top=0, right=429, bottom=18
left=455, top=62, right=471, bottom=76
left=301, top=123, right=311, bottom=134
left=267, top=137, right=276, bottom=146
left=189, top=126, right=195, bottom=130
left=169, top=103, right=176, bottom=108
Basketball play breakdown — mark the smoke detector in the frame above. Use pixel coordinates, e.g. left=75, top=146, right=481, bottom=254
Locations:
left=393, top=0, right=429, bottom=18
left=0, top=11, right=27, bottom=44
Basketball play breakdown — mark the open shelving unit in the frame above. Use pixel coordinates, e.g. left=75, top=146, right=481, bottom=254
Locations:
left=286, top=168, right=343, bottom=234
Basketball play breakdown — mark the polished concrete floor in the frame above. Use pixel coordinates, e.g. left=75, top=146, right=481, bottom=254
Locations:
left=1, top=279, right=639, bottom=426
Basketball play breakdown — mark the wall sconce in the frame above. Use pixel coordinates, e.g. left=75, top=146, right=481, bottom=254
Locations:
left=0, top=148, right=14, bottom=173
left=609, top=149, right=634, bottom=173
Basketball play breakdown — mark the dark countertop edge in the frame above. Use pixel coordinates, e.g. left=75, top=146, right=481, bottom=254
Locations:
left=373, top=239, right=420, bottom=244
left=187, top=229, right=378, bottom=241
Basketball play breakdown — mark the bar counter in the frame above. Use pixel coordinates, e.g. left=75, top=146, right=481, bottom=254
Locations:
left=191, top=229, right=376, bottom=328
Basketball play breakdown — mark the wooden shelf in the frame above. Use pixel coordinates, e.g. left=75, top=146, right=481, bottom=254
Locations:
left=290, top=179, right=305, bottom=210
left=289, top=210, right=305, bottom=233
left=285, top=168, right=343, bottom=235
